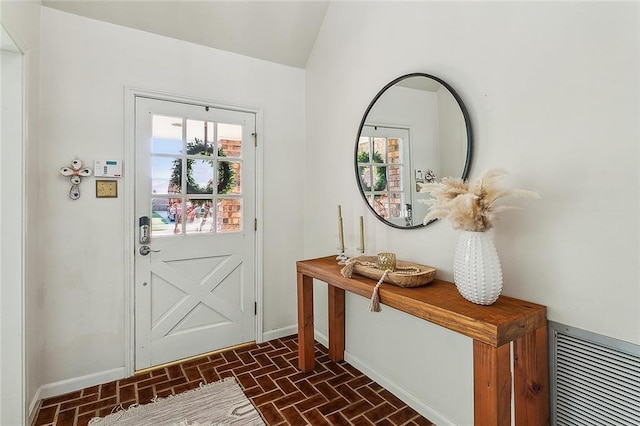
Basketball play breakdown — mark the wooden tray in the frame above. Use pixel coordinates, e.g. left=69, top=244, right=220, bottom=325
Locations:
left=347, top=256, right=436, bottom=287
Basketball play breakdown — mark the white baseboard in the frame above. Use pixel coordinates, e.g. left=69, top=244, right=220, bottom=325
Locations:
left=31, top=367, right=126, bottom=414
left=313, top=330, right=454, bottom=426
left=27, top=330, right=453, bottom=425
left=261, top=325, right=297, bottom=342
left=27, top=326, right=302, bottom=418
left=314, top=330, right=328, bottom=347
left=28, top=387, right=42, bottom=425
left=260, top=326, right=331, bottom=348
left=344, top=352, right=456, bottom=426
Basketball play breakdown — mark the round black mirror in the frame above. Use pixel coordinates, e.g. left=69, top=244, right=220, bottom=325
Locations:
left=355, top=73, right=473, bottom=229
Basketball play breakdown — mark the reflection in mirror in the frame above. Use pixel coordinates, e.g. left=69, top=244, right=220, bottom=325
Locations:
left=355, top=73, right=472, bottom=228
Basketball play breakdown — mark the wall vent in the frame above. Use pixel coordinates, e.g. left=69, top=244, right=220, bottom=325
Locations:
left=549, top=321, right=640, bottom=426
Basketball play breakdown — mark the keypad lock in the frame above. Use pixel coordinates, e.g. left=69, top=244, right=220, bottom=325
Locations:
left=139, top=216, right=150, bottom=244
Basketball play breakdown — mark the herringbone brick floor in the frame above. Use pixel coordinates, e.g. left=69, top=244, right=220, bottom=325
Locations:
left=33, top=335, right=434, bottom=425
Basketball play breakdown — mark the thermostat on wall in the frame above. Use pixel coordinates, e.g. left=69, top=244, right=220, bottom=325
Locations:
left=94, top=159, right=122, bottom=178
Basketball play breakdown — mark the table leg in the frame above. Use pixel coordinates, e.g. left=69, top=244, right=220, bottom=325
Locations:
left=328, top=286, right=345, bottom=362
left=297, top=272, right=315, bottom=372
left=514, top=325, right=550, bottom=425
left=473, top=340, right=511, bottom=426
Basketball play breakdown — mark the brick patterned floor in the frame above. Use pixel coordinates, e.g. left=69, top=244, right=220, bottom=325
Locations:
left=33, top=335, right=434, bottom=425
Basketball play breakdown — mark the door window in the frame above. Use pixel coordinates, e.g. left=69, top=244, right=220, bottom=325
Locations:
left=150, top=117, right=245, bottom=236
left=357, top=125, right=410, bottom=222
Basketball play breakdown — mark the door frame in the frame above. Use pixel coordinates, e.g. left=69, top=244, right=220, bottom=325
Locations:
left=0, top=19, right=27, bottom=425
left=123, top=87, right=264, bottom=376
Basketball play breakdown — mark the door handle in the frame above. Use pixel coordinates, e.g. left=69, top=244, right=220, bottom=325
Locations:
left=139, top=245, right=161, bottom=256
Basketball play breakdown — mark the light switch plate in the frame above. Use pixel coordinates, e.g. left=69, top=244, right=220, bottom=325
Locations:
left=96, top=180, right=117, bottom=198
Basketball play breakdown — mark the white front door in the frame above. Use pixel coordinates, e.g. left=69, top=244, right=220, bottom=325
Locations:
left=134, top=96, right=256, bottom=370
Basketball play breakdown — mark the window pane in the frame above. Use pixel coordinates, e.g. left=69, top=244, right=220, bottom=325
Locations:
left=206, top=121, right=214, bottom=144
left=186, top=119, right=204, bottom=143
left=167, top=199, right=182, bottom=233
left=151, top=198, right=172, bottom=236
left=152, top=115, right=183, bottom=155
left=357, top=137, right=370, bottom=162
left=187, top=159, right=214, bottom=195
left=217, top=198, right=242, bottom=232
left=389, top=193, right=404, bottom=219
left=371, top=166, right=387, bottom=191
left=359, top=165, right=372, bottom=191
left=372, top=195, right=389, bottom=219
left=167, top=199, right=184, bottom=235
left=388, top=138, right=402, bottom=164
left=153, top=156, right=181, bottom=195
left=218, top=123, right=242, bottom=158
left=388, top=165, right=402, bottom=191
left=186, top=199, right=214, bottom=234
left=151, top=198, right=184, bottom=236
left=219, top=161, right=241, bottom=195
left=187, top=120, right=214, bottom=154
left=180, top=199, right=203, bottom=234
left=373, top=138, right=386, bottom=163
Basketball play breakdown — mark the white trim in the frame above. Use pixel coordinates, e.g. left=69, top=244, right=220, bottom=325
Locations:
left=35, top=368, right=126, bottom=401
left=123, top=86, right=137, bottom=378
left=262, top=325, right=297, bottom=342
left=123, top=87, right=264, bottom=376
left=27, top=387, right=41, bottom=424
left=0, top=18, right=27, bottom=426
left=20, top=52, right=27, bottom=426
left=125, top=87, right=262, bottom=117
left=314, top=330, right=328, bottom=347
left=254, top=111, right=264, bottom=344
left=0, top=17, right=28, bottom=54
left=314, top=331, right=454, bottom=426
left=344, top=352, right=456, bottom=426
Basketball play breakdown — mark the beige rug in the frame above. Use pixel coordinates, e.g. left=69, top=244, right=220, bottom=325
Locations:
left=88, top=377, right=265, bottom=426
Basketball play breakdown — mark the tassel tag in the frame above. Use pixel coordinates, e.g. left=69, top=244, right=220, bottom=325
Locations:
left=340, top=257, right=361, bottom=278
left=368, top=269, right=390, bottom=312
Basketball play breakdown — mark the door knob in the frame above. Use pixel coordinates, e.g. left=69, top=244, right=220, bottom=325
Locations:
left=139, top=246, right=161, bottom=256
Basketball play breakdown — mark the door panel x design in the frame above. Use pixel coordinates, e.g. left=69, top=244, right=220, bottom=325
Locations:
left=150, top=255, right=244, bottom=339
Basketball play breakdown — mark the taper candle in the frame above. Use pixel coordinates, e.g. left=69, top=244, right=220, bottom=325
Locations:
left=338, top=205, right=345, bottom=251
left=359, top=216, right=365, bottom=251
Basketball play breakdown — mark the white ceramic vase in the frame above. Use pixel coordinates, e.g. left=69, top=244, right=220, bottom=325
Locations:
left=453, top=230, right=503, bottom=305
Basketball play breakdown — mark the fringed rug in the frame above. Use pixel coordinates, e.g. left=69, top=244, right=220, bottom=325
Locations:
left=88, top=377, right=265, bottom=426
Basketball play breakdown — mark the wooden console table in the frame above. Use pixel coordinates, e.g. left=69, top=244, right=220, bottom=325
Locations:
left=296, top=256, right=549, bottom=426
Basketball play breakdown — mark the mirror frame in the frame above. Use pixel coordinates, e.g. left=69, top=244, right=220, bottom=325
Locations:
left=354, top=72, right=473, bottom=229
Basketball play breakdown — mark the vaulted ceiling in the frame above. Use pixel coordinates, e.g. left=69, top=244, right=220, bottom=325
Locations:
left=41, top=1, right=330, bottom=68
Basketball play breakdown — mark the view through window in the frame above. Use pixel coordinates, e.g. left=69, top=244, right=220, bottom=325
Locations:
left=150, top=115, right=243, bottom=236
left=357, top=126, right=409, bottom=224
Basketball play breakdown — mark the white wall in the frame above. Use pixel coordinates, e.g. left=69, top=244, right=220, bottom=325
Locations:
left=437, top=86, right=467, bottom=179
left=305, top=2, right=639, bottom=424
left=0, top=0, right=41, bottom=423
left=38, top=6, right=305, bottom=387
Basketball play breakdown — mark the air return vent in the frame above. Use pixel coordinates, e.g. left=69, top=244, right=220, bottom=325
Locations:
left=549, top=321, right=640, bottom=426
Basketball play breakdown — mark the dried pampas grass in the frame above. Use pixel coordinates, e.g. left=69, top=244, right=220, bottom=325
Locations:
left=420, top=168, right=539, bottom=232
